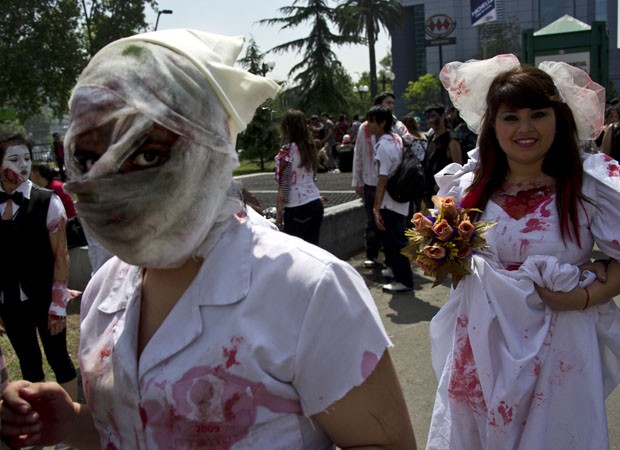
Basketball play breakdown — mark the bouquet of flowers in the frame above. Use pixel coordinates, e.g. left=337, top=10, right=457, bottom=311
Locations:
left=402, top=195, right=496, bottom=288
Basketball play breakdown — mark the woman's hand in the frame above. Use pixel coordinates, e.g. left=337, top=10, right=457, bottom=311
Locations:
left=579, top=259, right=609, bottom=283
left=0, top=380, right=76, bottom=448
left=373, top=208, right=385, bottom=231
left=48, top=314, right=66, bottom=336
left=535, top=285, right=589, bottom=311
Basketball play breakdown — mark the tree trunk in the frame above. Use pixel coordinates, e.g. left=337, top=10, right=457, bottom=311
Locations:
left=367, top=18, right=378, bottom=100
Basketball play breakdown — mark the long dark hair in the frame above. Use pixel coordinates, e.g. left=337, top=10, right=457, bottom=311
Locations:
left=281, top=109, right=317, bottom=171
left=462, top=64, right=586, bottom=244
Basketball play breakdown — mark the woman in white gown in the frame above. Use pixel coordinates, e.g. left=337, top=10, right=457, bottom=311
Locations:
left=426, top=54, right=620, bottom=449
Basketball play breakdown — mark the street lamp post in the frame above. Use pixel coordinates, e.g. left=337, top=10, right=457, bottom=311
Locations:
left=154, top=9, right=173, bottom=31
left=356, top=84, right=369, bottom=102
left=260, top=61, right=275, bottom=76
left=381, top=70, right=395, bottom=92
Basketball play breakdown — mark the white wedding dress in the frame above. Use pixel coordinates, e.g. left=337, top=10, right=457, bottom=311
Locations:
left=426, top=152, right=620, bottom=450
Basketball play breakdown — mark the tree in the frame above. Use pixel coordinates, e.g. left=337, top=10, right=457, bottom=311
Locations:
left=80, top=0, right=158, bottom=57
left=334, top=0, right=403, bottom=100
left=0, top=0, right=158, bottom=123
left=259, top=0, right=357, bottom=114
left=236, top=38, right=281, bottom=171
left=0, top=0, right=86, bottom=122
left=403, top=73, right=442, bottom=113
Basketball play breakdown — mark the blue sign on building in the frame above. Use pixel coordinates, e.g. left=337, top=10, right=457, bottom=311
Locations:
left=471, top=0, right=496, bottom=26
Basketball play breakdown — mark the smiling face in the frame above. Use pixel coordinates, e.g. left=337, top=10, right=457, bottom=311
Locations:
left=494, top=105, right=556, bottom=173
left=1, top=143, right=32, bottom=189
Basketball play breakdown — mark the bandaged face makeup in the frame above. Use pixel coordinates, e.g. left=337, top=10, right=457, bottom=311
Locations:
left=1, top=144, right=32, bottom=189
left=63, top=30, right=279, bottom=268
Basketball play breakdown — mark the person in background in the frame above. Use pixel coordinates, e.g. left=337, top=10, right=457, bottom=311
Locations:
left=31, top=163, right=77, bottom=219
left=334, top=113, right=349, bottom=145
left=337, top=133, right=354, bottom=172
left=423, top=104, right=462, bottom=206
left=349, top=114, right=362, bottom=145
left=0, top=132, right=78, bottom=403
left=275, top=109, right=324, bottom=245
left=315, top=138, right=329, bottom=173
left=352, top=92, right=412, bottom=269
left=427, top=53, right=620, bottom=450
left=50, top=132, right=66, bottom=181
left=400, top=114, right=428, bottom=214
left=320, top=112, right=337, bottom=172
left=368, top=106, right=414, bottom=294
left=1, top=30, right=416, bottom=449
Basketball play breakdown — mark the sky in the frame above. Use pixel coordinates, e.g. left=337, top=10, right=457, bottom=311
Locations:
left=144, top=0, right=391, bottom=83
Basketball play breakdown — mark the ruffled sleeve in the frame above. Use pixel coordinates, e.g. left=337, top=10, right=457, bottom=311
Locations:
left=582, top=152, right=620, bottom=260
left=435, top=148, right=479, bottom=202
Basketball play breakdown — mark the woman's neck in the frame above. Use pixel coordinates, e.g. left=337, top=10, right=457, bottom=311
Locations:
left=1, top=180, right=20, bottom=194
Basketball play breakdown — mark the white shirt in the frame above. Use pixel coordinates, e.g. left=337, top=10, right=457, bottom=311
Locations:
left=374, top=133, right=409, bottom=216
left=79, top=210, right=391, bottom=450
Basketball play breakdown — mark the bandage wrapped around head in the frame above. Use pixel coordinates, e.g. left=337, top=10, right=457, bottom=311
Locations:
left=64, top=29, right=279, bottom=268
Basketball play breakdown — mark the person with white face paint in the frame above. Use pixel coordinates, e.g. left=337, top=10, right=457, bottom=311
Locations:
left=0, top=132, right=78, bottom=402
left=0, top=30, right=416, bottom=450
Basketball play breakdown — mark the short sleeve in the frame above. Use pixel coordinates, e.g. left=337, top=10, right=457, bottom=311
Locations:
left=46, top=193, right=67, bottom=233
left=583, top=153, right=620, bottom=259
left=293, top=260, right=391, bottom=416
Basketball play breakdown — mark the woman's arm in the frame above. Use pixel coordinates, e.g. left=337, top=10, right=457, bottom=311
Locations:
left=448, top=138, right=462, bottom=165
left=0, top=381, right=100, bottom=449
left=312, top=351, right=416, bottom=450
left=601, top=124, right=613, bottom=155
left=47, top=199, right=70, bottom=335
left=536, top=259, right=620, bottom=311
left=373, top=170, right=387, bottom=231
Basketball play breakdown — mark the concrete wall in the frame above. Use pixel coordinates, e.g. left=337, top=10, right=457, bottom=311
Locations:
left=68, top=200, right=367, bottom=291
left=319, top=199, right=366, bottom=260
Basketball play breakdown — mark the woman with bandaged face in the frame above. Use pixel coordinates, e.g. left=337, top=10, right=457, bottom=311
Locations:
left=0, top=132, right=78, bottom=402
left=0, top=30, right=416, bottom=450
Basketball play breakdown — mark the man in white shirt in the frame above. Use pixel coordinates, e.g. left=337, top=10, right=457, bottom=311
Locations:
left=367, top=106, right=413, bottom=293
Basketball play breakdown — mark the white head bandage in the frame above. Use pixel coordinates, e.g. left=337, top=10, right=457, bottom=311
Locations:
left=64, top=30, right=279, bottom=268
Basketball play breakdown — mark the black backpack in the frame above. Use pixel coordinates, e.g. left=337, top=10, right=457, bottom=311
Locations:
left=386, top=146, right=426, bottom=203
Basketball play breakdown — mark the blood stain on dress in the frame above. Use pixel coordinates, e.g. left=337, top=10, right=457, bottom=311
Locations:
left=361, top=350, right=379, bottom=379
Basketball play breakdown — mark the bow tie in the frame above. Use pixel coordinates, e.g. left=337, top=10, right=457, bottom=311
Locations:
left=0, top=191, right=24, bottom=206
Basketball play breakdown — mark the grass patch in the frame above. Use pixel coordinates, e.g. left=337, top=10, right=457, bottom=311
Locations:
left=1, top=308, right=81, bottom=383
left=233, top=160, right=275, bottom=176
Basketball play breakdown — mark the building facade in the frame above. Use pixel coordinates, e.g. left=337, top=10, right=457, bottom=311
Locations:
left=392, top=0, right=620, bottom=115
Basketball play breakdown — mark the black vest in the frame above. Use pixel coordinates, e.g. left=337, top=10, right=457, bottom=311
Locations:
left=0, top=186, right=55, bottom=304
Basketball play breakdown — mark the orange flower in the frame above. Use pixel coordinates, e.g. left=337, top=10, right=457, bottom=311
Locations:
left=441, top=196, right=458, bottom=218
left=432, top=219, right=454, bottom=241
left=457, top=219, right=475, bottom=240
left=423, top=244, right=447, bottom=259
left=412, top=212, right=433, bottom=231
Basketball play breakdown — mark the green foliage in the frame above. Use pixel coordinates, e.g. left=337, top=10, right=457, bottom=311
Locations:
left=0, top=0, right=86, bottom=122
left=0, top=0, right=158, bottom=123
left=81, top=0, right=158, bottom=57
left=236, top=101, right=281, bottom=172
left=259, top=0, right=356, bottom=113
left=403, top=74, right=442, bottom=113
left=334, top=0, right=403, bottom=99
